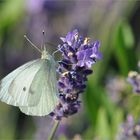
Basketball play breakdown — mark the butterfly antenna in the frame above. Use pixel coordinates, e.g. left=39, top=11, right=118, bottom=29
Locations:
left=41, top=30, right=46, bottom=51
left=24, top=35, right=42, bottom=53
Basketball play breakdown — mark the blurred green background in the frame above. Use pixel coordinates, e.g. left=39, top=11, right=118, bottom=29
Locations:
left=0, top=0, right=140, bottom=140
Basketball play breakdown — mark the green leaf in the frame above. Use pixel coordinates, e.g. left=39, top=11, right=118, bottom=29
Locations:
left=95, top=108, right=111, bottom=139
left=112, top=20, right=135, bottom=75
left=0, top=0, right=24, bottom=33
left=111, top=109, right=123, bottom=139
left=121, top=21, right=134, bottom=49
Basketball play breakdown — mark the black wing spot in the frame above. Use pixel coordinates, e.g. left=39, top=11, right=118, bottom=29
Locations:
left=23, top=87, right=26, bottom=91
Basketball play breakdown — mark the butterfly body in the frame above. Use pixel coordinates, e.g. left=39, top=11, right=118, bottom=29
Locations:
left=0, top=48, right=58, bottom=116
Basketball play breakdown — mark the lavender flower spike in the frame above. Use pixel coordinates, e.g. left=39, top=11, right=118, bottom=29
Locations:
left=127, top=71, right=140, bottom=93
left=50, top=29, right=102, bottom=120
left=116, top=115, right=140, bottom=139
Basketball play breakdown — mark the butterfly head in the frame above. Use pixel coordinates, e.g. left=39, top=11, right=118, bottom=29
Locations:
left=41, top=47, right=49, bottom=59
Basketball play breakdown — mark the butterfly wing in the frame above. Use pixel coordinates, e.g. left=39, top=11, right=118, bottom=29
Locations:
left=0, top=60, right=39, bottom=106
left=8, top=59, right=45, bottom=106
left=19, top=57, right=59, bottom=116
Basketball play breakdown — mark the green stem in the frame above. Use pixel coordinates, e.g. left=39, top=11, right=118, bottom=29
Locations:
left=48, top=120, right=60, bottom=140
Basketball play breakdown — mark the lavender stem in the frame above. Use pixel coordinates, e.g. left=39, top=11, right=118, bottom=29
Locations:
left=48, top=120, right=60, bottom=140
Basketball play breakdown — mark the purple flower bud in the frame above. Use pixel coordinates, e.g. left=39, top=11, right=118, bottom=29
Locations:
left=127, top=71, right=140, bottom=94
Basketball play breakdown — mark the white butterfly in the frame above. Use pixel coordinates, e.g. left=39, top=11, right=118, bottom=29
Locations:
left=0, top=38, right=59, bottom=116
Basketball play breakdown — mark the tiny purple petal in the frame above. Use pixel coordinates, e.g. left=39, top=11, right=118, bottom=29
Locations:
left=60, top=29, right=78, bottom=46
left=85, top=60, right=94, bottom=68
left=76, top=49, right=95, bottom=68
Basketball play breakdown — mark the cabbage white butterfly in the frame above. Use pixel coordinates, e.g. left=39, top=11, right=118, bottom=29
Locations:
left=0, top=36, right=59, bottom=116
